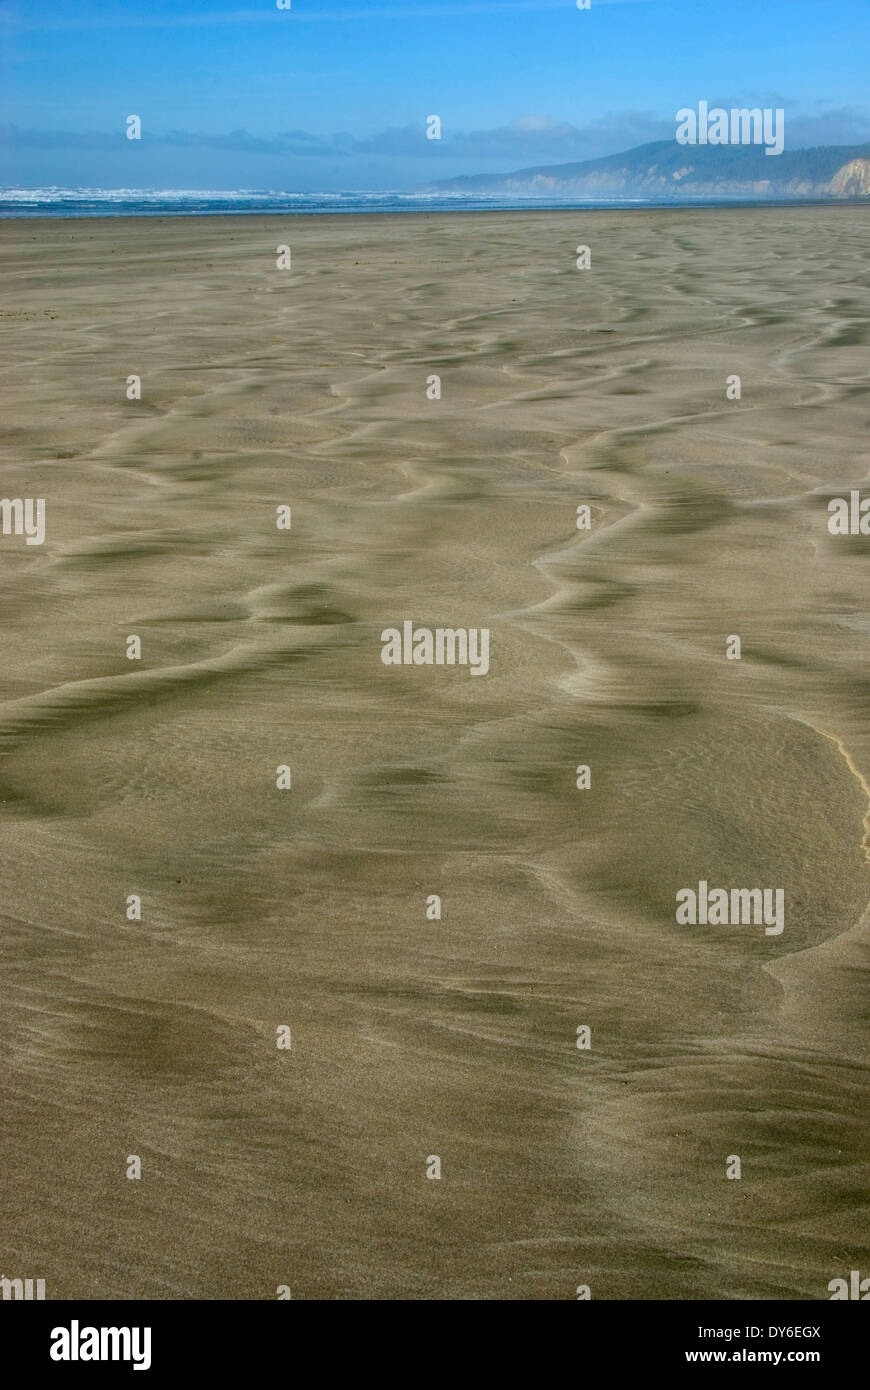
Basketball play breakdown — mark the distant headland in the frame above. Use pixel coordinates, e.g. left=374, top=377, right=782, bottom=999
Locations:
left=430, top=139, right=870, bottom=200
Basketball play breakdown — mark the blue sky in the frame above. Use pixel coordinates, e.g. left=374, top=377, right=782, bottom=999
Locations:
left=1, top=0, right=868, bottom=189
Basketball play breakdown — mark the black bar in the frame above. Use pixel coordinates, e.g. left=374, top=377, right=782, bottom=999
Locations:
left=2, top=1299, right=863, bottom=1375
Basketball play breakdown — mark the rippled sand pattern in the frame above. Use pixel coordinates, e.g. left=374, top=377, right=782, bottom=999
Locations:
left=1, top=208, right=869, bottom=1299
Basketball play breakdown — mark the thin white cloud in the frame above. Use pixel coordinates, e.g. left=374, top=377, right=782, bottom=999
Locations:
left=6, top=105, right=866, bottom=161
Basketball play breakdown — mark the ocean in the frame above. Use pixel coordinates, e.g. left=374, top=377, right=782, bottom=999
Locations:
left=0, top=186, right=820, bottom=217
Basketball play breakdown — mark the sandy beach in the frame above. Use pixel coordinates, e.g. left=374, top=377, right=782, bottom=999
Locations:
left=1, top=206, right=869, bottom=1299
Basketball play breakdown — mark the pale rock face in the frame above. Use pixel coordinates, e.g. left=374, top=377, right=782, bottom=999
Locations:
left=830, top=158, right=870, bottom=195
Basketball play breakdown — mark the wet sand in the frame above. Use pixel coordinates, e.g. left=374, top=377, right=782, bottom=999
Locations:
left=1, top=206, right=869, bottom=1299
